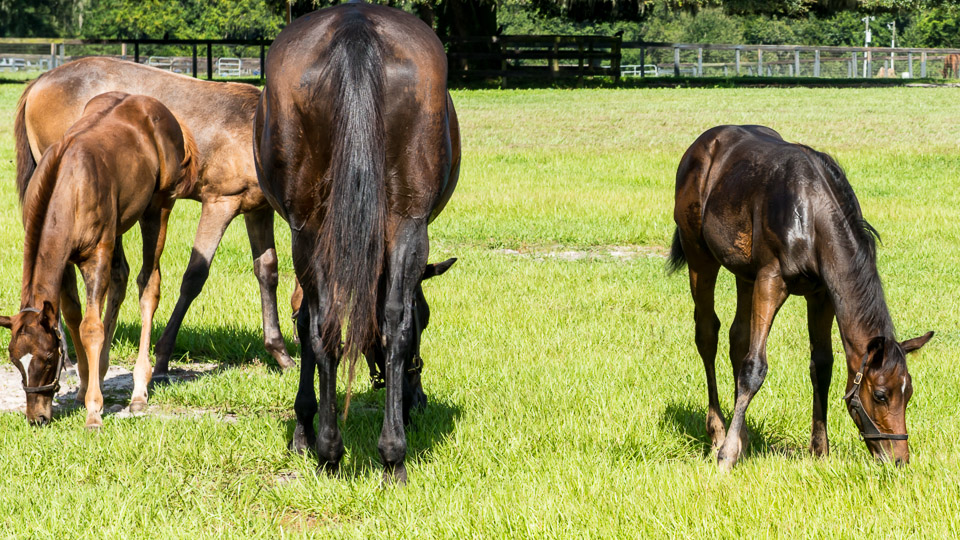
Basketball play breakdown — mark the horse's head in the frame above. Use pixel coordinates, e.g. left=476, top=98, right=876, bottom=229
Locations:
left=5, top=302, right=62, bottom=426
left=846, top=331, right=933, bottom=465
left=401, top=257, right=457, bottom=415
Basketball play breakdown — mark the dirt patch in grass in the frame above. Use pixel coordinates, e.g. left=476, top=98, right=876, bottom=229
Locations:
left=0, top=362, right=218, bottom=418
left=495, top=244, right=668, bottom=261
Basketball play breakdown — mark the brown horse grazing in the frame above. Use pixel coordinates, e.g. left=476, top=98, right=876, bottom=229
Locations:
left=669, top=125, right=932, bottom=471
left=16, top=57, right=295, bottom=375
left=5, top=92, right=197, bottom=428
left=254, top=3, right=460, bottom=483
left=943, top=54, right=960, bottom=78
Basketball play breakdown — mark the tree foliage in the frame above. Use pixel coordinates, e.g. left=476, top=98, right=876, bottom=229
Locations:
left=80, top=0, right=282, bottom=39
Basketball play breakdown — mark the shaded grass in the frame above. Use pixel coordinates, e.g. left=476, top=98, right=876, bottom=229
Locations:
left=0, top=83, right=957, bottom=537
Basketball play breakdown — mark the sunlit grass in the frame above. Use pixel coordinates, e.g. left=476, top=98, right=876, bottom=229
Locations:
left=0, top=82, right=956, bottom=537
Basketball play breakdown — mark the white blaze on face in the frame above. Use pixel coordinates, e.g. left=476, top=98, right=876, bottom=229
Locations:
left=901, top=375, right=907, bottom=396
left=18, top=353, right=33, bottom=380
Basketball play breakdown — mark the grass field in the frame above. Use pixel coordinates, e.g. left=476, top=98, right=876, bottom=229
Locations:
left=0, top=82, right=959, bottom=537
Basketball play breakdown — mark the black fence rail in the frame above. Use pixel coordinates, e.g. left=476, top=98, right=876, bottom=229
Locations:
left=445, top=35, right=622, bottom=83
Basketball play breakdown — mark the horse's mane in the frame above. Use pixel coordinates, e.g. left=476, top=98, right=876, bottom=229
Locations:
left=811, top=149, right=894, bottom=337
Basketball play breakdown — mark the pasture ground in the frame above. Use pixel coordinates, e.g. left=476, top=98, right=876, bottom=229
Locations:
left=0, top=83, right=958, bottom=538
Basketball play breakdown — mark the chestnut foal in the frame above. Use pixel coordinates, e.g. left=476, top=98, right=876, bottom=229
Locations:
left=5, top=92, right=197, bottom=428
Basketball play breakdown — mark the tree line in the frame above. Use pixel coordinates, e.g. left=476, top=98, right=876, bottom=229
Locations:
left=2, top=0, right=959, bottom=48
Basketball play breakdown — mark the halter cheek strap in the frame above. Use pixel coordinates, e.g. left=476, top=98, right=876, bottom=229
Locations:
left=17, top=307, right=64, bottom=395
left=842, top=354, right=908, bottom=441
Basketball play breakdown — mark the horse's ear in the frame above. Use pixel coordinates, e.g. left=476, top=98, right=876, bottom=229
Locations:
left=0, top=315, right=10, bottom=329
left=902, top=331, right=934, bottom=354
left=422, top=258, right=457, bottom=280
left=866, top=336, right=886, bottom=369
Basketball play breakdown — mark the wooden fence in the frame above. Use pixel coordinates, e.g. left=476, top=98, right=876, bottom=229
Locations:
left=445, top=35, right=622, bottom=82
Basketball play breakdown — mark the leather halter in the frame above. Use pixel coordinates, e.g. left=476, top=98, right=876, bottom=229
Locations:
left=842, top=352, right=908, bottom=441
left=18, top=307, right=64, bottom=395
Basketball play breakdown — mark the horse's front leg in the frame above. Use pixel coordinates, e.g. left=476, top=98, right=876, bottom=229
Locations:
left=98, top=241, right=129, bottom=381
left=77, top=246, right=113, bottom=429
left=60, top=265, right=88, bottom=401
left=806, top=292, right=835, bottom=457
left=131, top=202, right=172, bottom=412
left=717, top=265, right=788, bottom=472
left=379, top=220, right=428, bottom=485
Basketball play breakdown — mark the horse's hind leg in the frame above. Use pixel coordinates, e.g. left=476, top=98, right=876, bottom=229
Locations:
left=153, top=199, right=240, bottom=378
left=717, top=265, right=788, bottom=472
left=290, top=301, right=318, bottom=455
left=729, top=277, right=754, bottom=451
left=131, top=203, right=172, bottom=412
left=806, top=292, right=835, bottom=457
left=687, top=261, right=725, bottom=449
left=99, top=240, right=129, bottom=380
left=302, top=280, right=344, bottom=472
left=379, top=220, right=428, bottom=485
left=244, top=207, right=296, bottom=370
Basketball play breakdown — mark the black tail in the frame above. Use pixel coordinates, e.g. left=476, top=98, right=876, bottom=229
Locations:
left=15, top=77, right=41, bottom=204
left=666, top=228, right=687, bottom=274
left=316, top=17, right=387, bottom=415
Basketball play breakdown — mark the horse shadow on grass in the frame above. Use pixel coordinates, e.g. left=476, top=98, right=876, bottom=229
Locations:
left=112, top=320, right=300, bottom=369
left=282, top=385, right=462, bottom=478
left=660, top=400, right=806, bottom=461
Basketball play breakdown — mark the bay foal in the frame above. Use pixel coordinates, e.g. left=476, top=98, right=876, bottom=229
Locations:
left=6, top=92, right=197, bottom=428
left=670, top=125, right=932, bottom=471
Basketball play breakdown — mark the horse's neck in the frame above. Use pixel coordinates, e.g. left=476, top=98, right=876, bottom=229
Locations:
left=822, top=239, right=895, bottom=368
left=21, top=194, right=74, bottom=313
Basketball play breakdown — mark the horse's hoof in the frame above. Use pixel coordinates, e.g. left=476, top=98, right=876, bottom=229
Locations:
left=129, top=399, right=148, bottom=414
left=277, top=356, right=297, bottom=370
left=85, top=413, right=103, bottom=430
left=382, top=463, right=407, bottom=486
left=317, top=461, right=340, bottom=478
left=288, top=424, right=315, bottom=455
left=717, top=449, right=738, bottom=472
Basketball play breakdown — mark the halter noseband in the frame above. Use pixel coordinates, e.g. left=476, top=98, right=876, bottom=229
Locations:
left=842, top=352, right=908, bottom=442
left=17, top=307, right=65, bottom=395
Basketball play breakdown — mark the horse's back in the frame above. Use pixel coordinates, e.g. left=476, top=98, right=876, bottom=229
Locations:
left=259, top=3, right=454, bottom=222
left=22, top=57, right=258, bottom=183
left=675, top=125, right=841, bottom=283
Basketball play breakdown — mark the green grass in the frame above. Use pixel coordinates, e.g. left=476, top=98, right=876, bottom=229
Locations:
left=1, top=83, right=959, bottom=537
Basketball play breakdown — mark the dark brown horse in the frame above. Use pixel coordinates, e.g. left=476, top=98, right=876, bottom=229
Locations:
left=16, top=58, right=295, bottom=375
left=669, top=125, right=932, bottom=471
left=4, top=92, right=197, bottom=428
left=254, top=3, right=460, bottom=483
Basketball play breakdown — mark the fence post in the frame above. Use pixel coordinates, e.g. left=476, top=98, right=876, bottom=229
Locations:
left=207, top=42, right=213, bottom=80
left=59, top=43, right=65, bottom=66
left=577, top=40, right=584, bottom=86
left=697, top=47, right=702, bottom=76
left=851, top=51, right=856, bottom=78
left=674, top=46, right=680, bottom=77
left=813, top=49, right=819, bottom=77
left=866, top=50, right=871, bottom=77
left=921, top=51, right=927, bottom=77
left=735, top=48, right=741, bottom=75
left=639, top=43, right=645, bottom=78
left=134, top=41, right=139, bottom=64
left=794, top=49, right=800, bottom=76
left=758, top=48, right=763, bottom=75
left=551, top=36, right=560, bottom=79
left=192, top=44, right=198, bottom=78
left=611, top=36, right=621, bottom=83
left=908, top=52, right=913, bottom=78
left=260, top=44, right=266, bottom=81
left=49, top=43, right=55, bottom=69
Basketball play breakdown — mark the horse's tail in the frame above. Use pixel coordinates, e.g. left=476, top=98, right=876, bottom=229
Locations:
left=172, top=121, right=200, bottom=199
left=316, top=17, right=387, bottom=416
left=666, top=228, right=687, bottom=274
left=15, top=77, right=41, bottom=205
